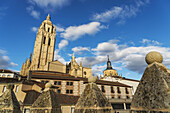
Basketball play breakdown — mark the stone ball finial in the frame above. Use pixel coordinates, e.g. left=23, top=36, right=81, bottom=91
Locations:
left=145, top=51, right=163, bottom=64
left=88, top=76, right=96, bottom=83
left=7, top=84, right=14, bottom=90
left=45, top=82, right=52, bottom=88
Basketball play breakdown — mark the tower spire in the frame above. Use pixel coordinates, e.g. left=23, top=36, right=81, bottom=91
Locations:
left=46, top=14, right=50, bottom=20
left=107, top=55, right=112, bottom=69
left=72, top=53, right=75, bottom=61
left=107, top=55, right=110, bottom=61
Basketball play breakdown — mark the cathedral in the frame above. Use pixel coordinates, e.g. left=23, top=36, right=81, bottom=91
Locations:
left=20, top=14, right=92, bottom=78
left=0, top=14, right=141, bottom=113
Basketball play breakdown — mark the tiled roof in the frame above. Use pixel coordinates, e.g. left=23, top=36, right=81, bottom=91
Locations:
left=55, top=94, right=79, bottom=105
left=23, top=90, right=40, bottom=105
left=0, top=78, right=45, bottom=88
left=84, top=79, right=132, bottom=87
left=30, top=70, right=87, bottom=81
left=30, top=71, right=131, bottom=87
left=0, top=69, right=15, bottom=73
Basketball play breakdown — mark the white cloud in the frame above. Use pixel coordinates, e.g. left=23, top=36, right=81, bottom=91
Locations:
left=55, top=25, right=65, bottom=32
left=60, top=22, right=106, bottom=40
left=0, top=50, right=18, bottom=69
left=28, top=0, right=70, bottom=9
left=58, top=40, right=68, bottom=49
left=74, top=39, right=170, bottom=75
left=0, top=49, right=6, bottom=55
left=92, top=0, right=149, bottom=23
left=92, top=65, right=106, bottom=75
left=72, top=46, right=90, bottom=54
left=54, top=50, right=66, bottom=64
left=31, top=27, right=38, bottom=32
left=26, top=6, right=40, bottom=19
left=140, top=38, right=161, bottom=45
left=92, top=6, right=123, bottom=22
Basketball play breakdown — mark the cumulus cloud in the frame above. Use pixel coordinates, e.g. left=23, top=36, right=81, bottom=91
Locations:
left=60, top=22, right=106, bottom=40
left=140, top=38, right=161, bottom=45
left=92, top=0, right=149, bottom=24
left=31, top=27, right=38, bottom=32
left=92, top=65, right=106, bottom=76
left=54, top=50, right=66, bottom=64
left=26, top=6, right=40, bottom=19
left=58, top=40, right=68, bottom=49
left=73, top=39, right=170, bottom=75
left=0, top=50, right=18, bottom=69
left=55, top=25, right=65, bottom=32
left=72, top=46, right=90, bottom=54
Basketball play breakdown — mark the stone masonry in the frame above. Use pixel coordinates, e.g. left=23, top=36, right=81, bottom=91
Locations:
left=74, top=76, right=112, bottom=113
left=131, top=51, right=170, bottom=113
left=0, top=84, right=21, bottom=113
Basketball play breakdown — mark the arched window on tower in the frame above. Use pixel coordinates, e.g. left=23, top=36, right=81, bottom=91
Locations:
left=48, top=38, right=51, bottom=46
left=43, top=37, right=46, bottom=44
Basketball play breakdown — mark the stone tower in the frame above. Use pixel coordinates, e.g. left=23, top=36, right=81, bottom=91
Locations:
left=21, top=14, right=56, bottom=76
left=103, top=55, right=118, bottom=77
left=31, top=14, right=56, bottom=71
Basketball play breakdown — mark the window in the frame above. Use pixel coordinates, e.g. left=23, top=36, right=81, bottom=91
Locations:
left=66, top=89, right=73, bottom=94
left=2, top=86, right=6, bottom=93
left=48, top=28, right=50, bottom=32
left=118, top=96, right=121, bottom=99
left=84, top=71, right=86, bottom=75
left=111, top=103, right=124, bottom=109
left=54, top=81, right=57, bottom=85
left=112, top=95, right=114, bottom=99
left=125, top=88, right=129, bottom=94
left=57, top=89, right=61, bottom=94
left=54, top=81, right=61, bottom=85
left=7, top=75, right=11, bottom=78
left=70, top=82, right=73, bottom=86
left=117, top=87, right=121, bottom=93
left=67, top=82, right=73, bottom=86
left=15, top=85, right=19, bottom=92
left=48, top=38, right=51, bottom=46
left=58, top=81, right=61, bottom=85
left=24, top=108, right=30, bottom=113
left=66, top=90, right=69, bottom=94
left=101, top=86, right=105, bottom=92
left=126, top=103, right=131, bottom=109
left=70, top=90, right=73, bottom=94
left=43, top=37, right=46, bottom=44
left=2, top=74, right=5, bottom=78
left=111, top=86, right=114, bottom=93
left=71, top=107, right=74, bottom=113
left=126, top=96, right=130, bottom=99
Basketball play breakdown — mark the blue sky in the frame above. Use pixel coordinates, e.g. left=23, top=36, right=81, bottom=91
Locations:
left=0, top=0, right=170, bottom=80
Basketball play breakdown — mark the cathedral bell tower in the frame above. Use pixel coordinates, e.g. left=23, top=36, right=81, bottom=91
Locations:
left=30, top=14, right=56, bottom=71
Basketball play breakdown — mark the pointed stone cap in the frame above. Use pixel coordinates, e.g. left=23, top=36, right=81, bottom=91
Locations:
left=74, top=78, right=112, bottom=113
left=131, top=51, right=170, bottom=112
left=46, top=14, right=51, bottom=20
left=30, top=88, right=62, bottom=113
left=0, top=84, right=21, bottom=113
